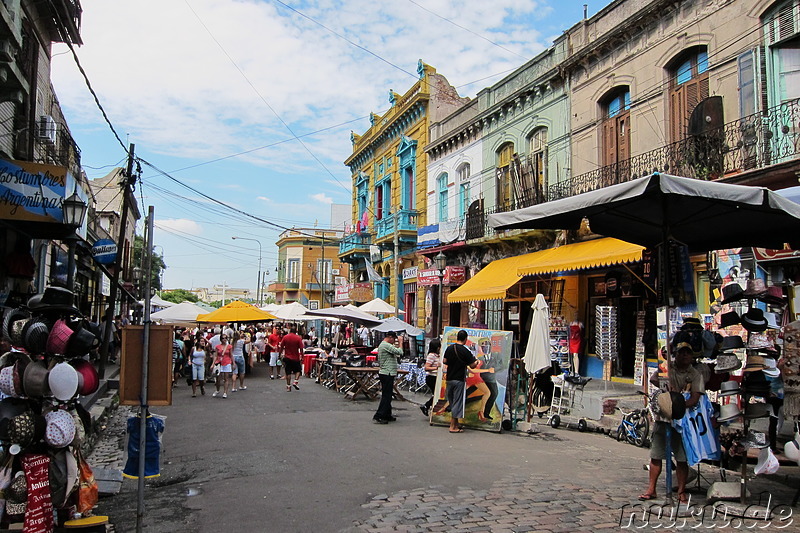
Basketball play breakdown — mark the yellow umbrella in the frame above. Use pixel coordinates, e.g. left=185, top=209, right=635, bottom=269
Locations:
left=196, top=300, right=277, bottom=323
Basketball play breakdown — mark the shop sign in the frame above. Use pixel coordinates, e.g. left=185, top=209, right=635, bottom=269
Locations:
left=91, top=239, right=118, bottom=265
left=101, top=274, right=111, bottom=297
left=402, top=266, right=418, bottom=280
left=753, top=246, right=797, bottom=262
left=334, top=283, right=351, bottom=302
left=349, top=282, right=373, bottom=302
left=0, top=159, right=66, bottom=223
left=417, top=268, right=441, bottom=286
left=443, top=265, right=466, bottom=285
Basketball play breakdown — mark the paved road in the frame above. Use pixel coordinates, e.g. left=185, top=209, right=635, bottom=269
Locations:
left=92, top=363, right=800, bottom=532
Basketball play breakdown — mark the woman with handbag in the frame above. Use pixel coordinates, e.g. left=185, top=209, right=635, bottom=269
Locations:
left=190, top=337, right=208, bottom=397
left=213, top=333, right=234, bottom=398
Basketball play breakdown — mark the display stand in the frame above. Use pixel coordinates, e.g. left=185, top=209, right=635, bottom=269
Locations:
left=550, top=316, right=569, bottom=371
left=596, top=305, right=618, bottom=391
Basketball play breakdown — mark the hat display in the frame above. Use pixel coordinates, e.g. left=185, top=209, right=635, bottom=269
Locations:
left=744, top=402, right=770, bottom=419
left=742, top=429, right=769, bottom=449
left=45, top=319, right=74, bottom=355
left=44, top=409, right=76, bottom=448
left=741, top=309, right=768, bottom=332
left=743, top=278, right=767, bottom=297
left=720, top=335, right=744, bottom=350
left=763, top=357, right=780, bottom=378
left=717, top=403, right=742, bottom=422
left=743, top=355, right=767, bottom=372
left=720, top=283, right=744, bottom=304
left=719, top=380, right=741, bottom=396
left=0, top=366, right=18, bottom=397
left=48, top=362, right=79, bottom=401
left=9, top=317, right=30, bottom=347
left=746, top=332, right=775, bottom=351
left=714, top=354, right=742, bottom=373
left=2, top=308, right=29, bottom=345
left=22, top=362, right=50, bottom=397
left=764, top=311, right=781, bottom=330
left=758, top=285, right=786, bottom=306
left=754, top=447, right=780, bottom=476
left=657, top=390, right=687, bottom=420
left=4, top=472, right=27, bottom=515
left=65, top=327, right=98, bottom=357
left=6, top=412, right=46, bottom=446
left=23, top=320, right=50, bottom=355
left=719, top=311, right=740, bottom=328
left=681, top=317, right=703, bottom=330
left=742, top=371, right=771, bottom=395
left=27, top=287, right=80, bottom=315
left=70, top=359, right=99, bottom=396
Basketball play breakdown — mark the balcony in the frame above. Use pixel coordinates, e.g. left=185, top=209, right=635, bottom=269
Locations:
left=41, top=0, right=83, bottom=45
left=375, top=209, right=418, bottom=242
left=338, top=231, right=371, bottom=258
left=267, top=281, right=299, bottom=292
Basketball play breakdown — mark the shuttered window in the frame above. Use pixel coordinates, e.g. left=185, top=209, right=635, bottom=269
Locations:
left=495, top=143, right=514, bottom=209
left=600, top=89, right=630, bottom=167
left=669, top=47, right=710, bottom=142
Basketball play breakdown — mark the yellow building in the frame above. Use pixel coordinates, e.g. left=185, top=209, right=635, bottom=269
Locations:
left=339, top=61, right=468, bottom=321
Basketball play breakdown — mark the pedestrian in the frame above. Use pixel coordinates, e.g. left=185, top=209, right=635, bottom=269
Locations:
left=230, top=331, right=249, bottom=392
left=172, top=330, right=186, bottom=387
left=441, top=329, right=478, bottom=433
left=420, top=338, right=441, bottom=417
left=373, top=331, right=403, bottom=424
left=254, top=327, right=267, bottom=362
left=639, top=342, right=704, bottom=503
left=190, top=337, right=208, bottom=397
left=209, top=327, right=222, bottom=352
left=358, top=324, right=370, bottom=347
left=268, top=326, right=283, bottom=380
left=309, top=327, right=317, bottom=346
left=213, top=333, right=234, bottom=398
left=279, top=327, right=304, bottom=392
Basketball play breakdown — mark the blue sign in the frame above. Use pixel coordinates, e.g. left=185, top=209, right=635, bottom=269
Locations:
left=91, top=238, right=118, bottom=265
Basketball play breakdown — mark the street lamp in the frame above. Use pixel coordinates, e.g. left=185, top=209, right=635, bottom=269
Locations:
left=434, top=251, right=447, bottom=337
left=62, top=192, right=88, bottom=292
left=231, top=236, right=263, bottom=306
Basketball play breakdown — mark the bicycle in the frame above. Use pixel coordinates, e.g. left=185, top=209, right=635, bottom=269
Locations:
left=616, top=408, right=650, bottom=447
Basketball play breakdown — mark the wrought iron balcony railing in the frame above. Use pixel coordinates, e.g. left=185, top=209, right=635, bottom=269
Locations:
left=338, top=231, right=372, bottom=256
left=375, top=209, right=418, bottom=241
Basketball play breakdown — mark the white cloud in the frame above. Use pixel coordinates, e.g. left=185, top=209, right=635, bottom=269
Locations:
left=155, top=219, right=203, bottom=236
left=257, top=196, right=272, bottom=203
left=311, top=193, right=334, bottom=204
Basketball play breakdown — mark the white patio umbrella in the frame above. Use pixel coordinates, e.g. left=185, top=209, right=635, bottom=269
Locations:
left=260, top=303, right=281, bottom=313
left=372, top=316, right=423, bottom=336
left=358, top=298, right=404, bottom=315
left=523, top=294, right=551, bottom=375
left=150, top=301, right=209, bottom=325
left=271, top=301, right=309, bottom=320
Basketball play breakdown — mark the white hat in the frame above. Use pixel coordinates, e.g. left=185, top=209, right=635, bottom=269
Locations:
left=763, top=357, right=780, bottom=378
left=754, top=447, right=779, bottom=476
left=784, top=433, right=800, bottom=462
left=44, top=409, right=76, bottom=448
left=48, top=362, right=79, bottom=401
left=717, top=403, right=742, bottom=422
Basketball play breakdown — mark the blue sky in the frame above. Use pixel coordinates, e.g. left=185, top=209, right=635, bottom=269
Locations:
left=50, top=0, right=605, bottom=294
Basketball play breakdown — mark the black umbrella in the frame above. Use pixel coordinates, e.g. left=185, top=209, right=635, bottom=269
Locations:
left=489, top=173, right=800, bottom=251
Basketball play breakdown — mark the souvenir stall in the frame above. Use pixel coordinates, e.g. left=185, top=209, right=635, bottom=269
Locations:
left=0, top=286, right=105, bottom=531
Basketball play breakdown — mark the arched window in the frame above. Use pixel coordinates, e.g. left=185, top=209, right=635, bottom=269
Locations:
left=437, top=173, right=448, bottom=222
left=457, top=163, right=470, bottom=218
left=495, top=142, right=515, bottom=209
left=668, top=46, right=709, bottom=142
left=527, top=128, right=548, bottom=204
left=600, top=87, right=631, bottom=167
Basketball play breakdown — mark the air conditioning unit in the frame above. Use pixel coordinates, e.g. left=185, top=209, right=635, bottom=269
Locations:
left=331, top=268, right=340, bottom=275
left=37, top=115, right=57, bottom=144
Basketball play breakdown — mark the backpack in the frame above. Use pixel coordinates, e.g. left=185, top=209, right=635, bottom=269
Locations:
left=172, top=340, right=183, bottom=363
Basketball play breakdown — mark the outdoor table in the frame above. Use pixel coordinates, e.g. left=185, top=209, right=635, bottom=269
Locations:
left=341, top=367, right=408, bottom=401
left=314, top=357, right=327, bottom=383
left=302, top=353, right=317, bottom=377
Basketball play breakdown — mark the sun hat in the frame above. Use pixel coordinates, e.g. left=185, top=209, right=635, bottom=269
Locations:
left=22, top=361, right=50, bottom=398
left=2, top=308, right=30, bottom=344
left=743, top=355, right=767, bottom=372
left=4, top=472, right=27, bottom=515
left=27, top=286, right=80, bottom=315
left=48, top=362, right=79, bottom=401
left=754, top=447, right=779, bottom=475
left=744, top=402, right=770, bottom=419
left=23, top=320, right=50, bottom=355
left=714, top=354, right=742, bottom=373
left=46, top=319, right=74, bottom=355
left=657, top=390, right=687, bottom=420
left=720, top=283, right=745, bottom=304
left=763, top=357, right=780, bottom=378
left=70, top=359, right=99, bottom=396
left=44, top=409, right=76, bottom=448
left=720, top=335, right=744, bottom=350
left=717, top=403, right=742, bottom=422
left=719, top=380, right=740, bottom=396
left=743, top=278, right=767, bottom=297
left=719, top=311, right=740, bottom=328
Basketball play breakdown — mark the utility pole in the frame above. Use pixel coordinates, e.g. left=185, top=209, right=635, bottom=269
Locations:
left=393, top=211, right=400, bottom=315
left=99, top=143, right=136, bottom=380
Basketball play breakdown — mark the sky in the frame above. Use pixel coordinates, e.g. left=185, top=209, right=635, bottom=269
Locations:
left=50, top=0, right=605, bottom=295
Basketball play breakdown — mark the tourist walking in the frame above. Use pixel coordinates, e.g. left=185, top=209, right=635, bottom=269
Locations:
left=213, top=333, right=234, bottom=398
left=254, top=327, right=267, bottom=362
left=373, top=331, right=403, bottom=424
left=420, top=338, right=441, bottom=417
left=231, top=331, right=249, bottom=392
left=279, top=327, right=304, bottom=392
left=268, top=326, right=283, bottom=380
left=190, top=337, right=208, bottom=397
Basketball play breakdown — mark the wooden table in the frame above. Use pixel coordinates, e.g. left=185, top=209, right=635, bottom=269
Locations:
left=341, top=367, right=408, bottom=401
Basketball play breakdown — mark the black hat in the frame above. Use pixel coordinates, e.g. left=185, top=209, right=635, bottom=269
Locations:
left=27, top=287, right=81, bottom=316
left=681, top=317, right=703, bottom=331
left=741, top=308, right=768, bottom=332
left=65, top=326, right=98, bottom=357
left=720, top=283, right=744, bottom=304
left=720, top=335, right=744, bottom=350
left=719, top=311, right=740, bottom=329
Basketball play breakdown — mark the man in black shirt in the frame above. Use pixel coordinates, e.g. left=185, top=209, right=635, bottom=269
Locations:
left=442, top=329, right=478, bottom=433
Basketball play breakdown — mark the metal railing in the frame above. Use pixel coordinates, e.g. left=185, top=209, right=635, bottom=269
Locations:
left=375, top=209, right=418, bottom=240
left=338, top=232, right=372, bottom=256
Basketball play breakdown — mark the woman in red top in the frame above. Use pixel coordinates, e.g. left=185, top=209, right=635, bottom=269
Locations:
left=213, top=333, right=234, bottom=398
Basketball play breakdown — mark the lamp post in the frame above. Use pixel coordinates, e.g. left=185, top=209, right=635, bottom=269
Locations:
left=231, top=236, right=263, bottom=306
left=434, top=251, right=447, bottom=337
left=62, top=191, right=88, bottom=293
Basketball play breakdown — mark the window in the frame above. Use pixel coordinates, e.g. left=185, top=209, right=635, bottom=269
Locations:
left=495, top=143, right=514, bottom=209
left=437, top=173, right=448, bottom=222
left=738, top=51, right=757, bottom=117
left=527, top=128, right=547, bottom=204
left=668, top=47, right=710, bottom=142
left=457, top=164, right=470, bottom=218
left=600, top=88, right=630, bottom=167
left=288, top=259, right=300, bottom=283
left=317, top=259, right=332, bottom=285
left=776, top=44, right=800, bottom=103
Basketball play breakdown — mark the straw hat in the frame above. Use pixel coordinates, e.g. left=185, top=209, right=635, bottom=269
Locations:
left=657, top=391, right=687, bottom=420
left=714, top=354, right=742, bottom=373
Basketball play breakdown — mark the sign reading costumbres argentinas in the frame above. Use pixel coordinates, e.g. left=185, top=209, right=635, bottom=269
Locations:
left=0, top=159, right=68, bottom=222
left=91, top=238, right=118, bottom=265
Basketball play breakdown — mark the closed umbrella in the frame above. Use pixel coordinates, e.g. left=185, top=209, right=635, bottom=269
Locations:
left=523, top=294, right=550, bottom=375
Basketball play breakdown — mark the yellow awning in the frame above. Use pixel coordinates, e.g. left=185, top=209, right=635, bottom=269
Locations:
left=447, top=238, right=644, bottom=304
left=517, top=237, right=644, bottom=277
